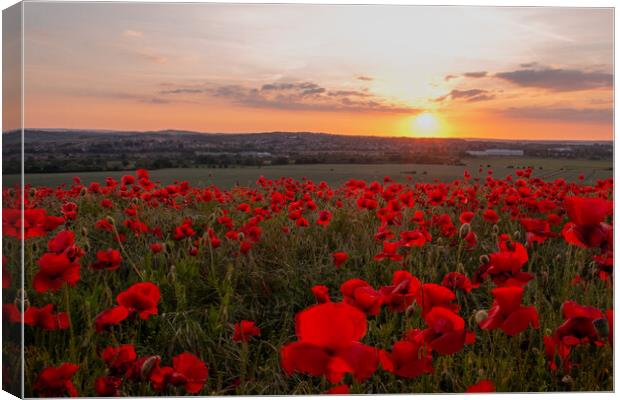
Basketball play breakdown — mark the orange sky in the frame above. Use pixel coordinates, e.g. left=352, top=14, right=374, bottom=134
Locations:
left=17, top=4, right=613, bottom=140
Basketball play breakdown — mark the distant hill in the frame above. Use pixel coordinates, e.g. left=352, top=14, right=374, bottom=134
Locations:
left=2, top=128, right=612, bottom=175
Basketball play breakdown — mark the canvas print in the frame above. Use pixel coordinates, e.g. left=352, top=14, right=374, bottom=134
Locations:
left=1, top=2, right=614, bottom=397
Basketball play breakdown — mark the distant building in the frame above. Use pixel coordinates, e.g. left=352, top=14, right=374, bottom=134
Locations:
left=466, top=149, right=524, bottom=157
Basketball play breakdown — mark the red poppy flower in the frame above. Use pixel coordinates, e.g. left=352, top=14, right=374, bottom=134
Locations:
left=340, top=279, right=383, bottom=316
left=47, top=230, right=76, bottom=254
left=95, top=306, right=130, bottom=333
left=553, top=301, right=605, bottom=347
left=311, top=285, right=331, bottom=303
left=332, top=252, right=349, bottom=268
left=150, top=243, right=164, bottom=254
left=380, top=270, right=421, bottom=312
left=95, top=376, right=123, bottom=396
left=34, top=363, right=80, bottom=397
left=92, top=249, right=122, bottom=271
left=415, top=283, right=457, bottom=317
left=520, top=218, right=554, bottom=245
left=562, top=196, right=613, bottom=249
left=23, top=304, right=70, bottom=330
left=233, top=320, right=261, bottom=342
left=379, top=337, right=433, bottom=379
left=317, top=210, right=332, bottom=226
left=475, top=237, right=532, bottom=287
left=482, top=209, right=499, bottom=224
left=3, top=303, right=21, bottom=323
left=415, top=307, right=475, bottom=355
left=466, top=380, right=495, bottom=392
left=34, top=252, right=81, bottom=293
left=102, top=344, right=137, bottom=375
left=479, top=286, right=539, bottom=336
left=441, top=272, right=472, bottom=293
left=459, top=211, right=474, bottom=224
left=150, top=352, right=208, bottom=394
left=116, top=282, right=161, bottom=320
left=280, top=302, right=378, bottom=384
left=374, top=241, right=403, bottom=262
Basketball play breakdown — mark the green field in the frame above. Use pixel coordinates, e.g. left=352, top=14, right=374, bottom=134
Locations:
left=3, top=157, right=613, bottom=188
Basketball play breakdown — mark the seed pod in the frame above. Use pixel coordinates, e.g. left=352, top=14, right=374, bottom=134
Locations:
left=479, top=254, right=490, bottom=265
left=459, top=223, right=471, bottom=238
left=140, top=356, right=161, bottom=379
left=168, top=265, right=176, bottom=284
left=81, top=226, right=89, bottom=237
left=475, top=310, right=488, bottom=324
left=492, top=224, right=499, bottom=235
left=594, top=318, right=609, bottom=337
left=513, top=230, right=521, bottom=239
left=79, top=187, right=87, bottom=196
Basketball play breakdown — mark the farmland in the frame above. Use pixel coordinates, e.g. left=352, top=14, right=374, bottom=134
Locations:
left=3, top=157, right=613, bottom=188
left=2, top=163, right=614, bottom=396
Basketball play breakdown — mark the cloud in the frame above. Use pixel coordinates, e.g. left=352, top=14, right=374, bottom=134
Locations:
left=444, top=74, right=459, bottom=81
left=500, top=107, right=612, bottom=123
left=356, top=76, right=373, bottom=81
left=463, top=71, right=487, bottom=78
left=434, top=89, right=495, bottom=103
left=122, top=30, right=143, bottom=38
left=160, top=80, right=418, bottom=114
left=495, top=66, right=612, bottom=91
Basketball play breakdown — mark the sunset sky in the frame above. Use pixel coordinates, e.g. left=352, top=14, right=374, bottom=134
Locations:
left=21, top=3, right=613, bottom=140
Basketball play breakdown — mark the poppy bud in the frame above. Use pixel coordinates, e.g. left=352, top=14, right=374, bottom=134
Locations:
left=168, top=265, right=176, bottom=284
left=477, top=369, right=486, bottom=378
left=106, top=216, right=115, bottom=224
left=475, top=310, right=488, bottom=324
left=79, top=187, right=87, bottom=196
left=141, top=355, right=160, bottom=379
left=237, top=232, right=245, bottom=241
left=81, top=226, right=89, bottom=237
left=561, top=375, right=574, bottom=385
left=479, top=254, right=490, bottom=265
left=459, top=223, right=471, bottom=238
left=492, top=224, right=499, bottom=235
left=132, top=197, right=139, bottom=205
left=593, top=318, right=609, bottom=337
left=544, top=328, right=553, bottom=336
left=29, top=188, right=37, bottom=197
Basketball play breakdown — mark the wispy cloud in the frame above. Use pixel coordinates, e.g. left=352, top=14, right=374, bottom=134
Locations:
left=495, top=65, right=612, bottom=91
left=159, top=80, right=418, bottom=114
left=499, top=106, right=612, bottom=123
left=434, top=89, right=495, bottom=103
left=463, top=71, right=487, bottom=78
left=356, top=76, right=373, bottom=81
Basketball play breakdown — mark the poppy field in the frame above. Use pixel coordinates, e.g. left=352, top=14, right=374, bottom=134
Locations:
left=2, top=166, right=614, bottom=396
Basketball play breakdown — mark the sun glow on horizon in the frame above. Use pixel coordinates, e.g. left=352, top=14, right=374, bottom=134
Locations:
left=410, top=112, right=443, bottom=137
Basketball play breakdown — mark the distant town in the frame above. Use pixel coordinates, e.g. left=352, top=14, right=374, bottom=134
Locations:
left=2, top=129, right=613, bottom=175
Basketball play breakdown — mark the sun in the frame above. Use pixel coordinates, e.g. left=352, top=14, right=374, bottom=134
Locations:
left=411, top=112, right=440, bottom=136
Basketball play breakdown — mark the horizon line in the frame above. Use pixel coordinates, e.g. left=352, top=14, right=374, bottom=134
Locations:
left=2, top=127, right=613, bottom=143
